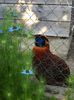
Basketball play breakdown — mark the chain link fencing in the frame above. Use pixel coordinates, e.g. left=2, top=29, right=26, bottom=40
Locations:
left=0, top=0, right=74, bottom=78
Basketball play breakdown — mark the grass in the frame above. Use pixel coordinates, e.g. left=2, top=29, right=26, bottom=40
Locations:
left=0, top=7, right=45, bottom=100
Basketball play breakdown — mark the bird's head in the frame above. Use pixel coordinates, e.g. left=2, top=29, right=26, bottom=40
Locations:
left=34, top=35, right=49, bottom=47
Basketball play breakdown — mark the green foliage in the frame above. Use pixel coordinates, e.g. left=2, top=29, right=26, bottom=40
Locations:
left=49, top=96, right=57, bottom=100
left=0, top=8, right=45, bottom=100
left=22, top=76, right=45, bottom=100
left=2, top=7, right=33, bottom=38
left=65, top=75, right=74, bottom=100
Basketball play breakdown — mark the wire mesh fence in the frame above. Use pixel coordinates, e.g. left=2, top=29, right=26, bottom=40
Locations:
left=0, top=0, right=74, bottom=84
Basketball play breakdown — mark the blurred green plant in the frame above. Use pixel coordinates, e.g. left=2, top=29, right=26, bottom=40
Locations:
left=0, top=7, right=45, bottom=100
left=1, top=7, right=33, bottom=38
left=64, top=75, right=74, bottom=100
left=50, top=96, right=57, bottom=100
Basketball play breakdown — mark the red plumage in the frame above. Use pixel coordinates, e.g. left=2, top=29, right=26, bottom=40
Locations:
left=32, top=35, right=70, bottom=86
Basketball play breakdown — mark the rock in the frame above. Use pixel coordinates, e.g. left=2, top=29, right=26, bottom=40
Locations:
left=45, top=85, right=68, bottom=100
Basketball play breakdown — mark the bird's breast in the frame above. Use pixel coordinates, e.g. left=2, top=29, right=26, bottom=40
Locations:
left=33, top=46, right=49, bottom=59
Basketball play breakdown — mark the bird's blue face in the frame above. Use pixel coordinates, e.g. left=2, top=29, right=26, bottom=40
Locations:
left=35, top=37, right=45, bottom=47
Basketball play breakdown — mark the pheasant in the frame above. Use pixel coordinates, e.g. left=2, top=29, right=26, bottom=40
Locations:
left=32, top=35, right=70, bottom=86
